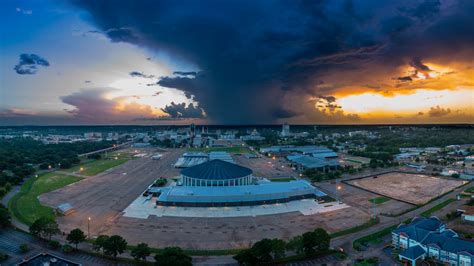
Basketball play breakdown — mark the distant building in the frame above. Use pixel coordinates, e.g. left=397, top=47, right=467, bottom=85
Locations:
left=458, top=206, right=474, bottom=222
left=392, top=216, right=474, bottom=266
left=281, top=123, right=290, bottom=137
left=287, top=154, right=339, bottom=172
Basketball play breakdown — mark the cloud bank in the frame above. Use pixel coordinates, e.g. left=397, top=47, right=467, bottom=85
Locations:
left=64, top=0, right=474, bottom=124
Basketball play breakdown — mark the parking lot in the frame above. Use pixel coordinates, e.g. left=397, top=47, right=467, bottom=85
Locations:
left=233, top=155, right=297, bottom=179
left=39, top=148, right=371, bottom=250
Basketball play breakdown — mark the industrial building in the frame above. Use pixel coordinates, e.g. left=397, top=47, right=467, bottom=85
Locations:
left=156, top=159, right=326, bottom=207
left=287, top=154, right=339, bottom=172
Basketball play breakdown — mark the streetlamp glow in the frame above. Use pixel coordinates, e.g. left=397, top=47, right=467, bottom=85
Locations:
left=87, top=217, right=91, bottom=238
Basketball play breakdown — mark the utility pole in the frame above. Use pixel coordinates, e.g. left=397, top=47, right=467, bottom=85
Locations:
left=87, top=217, right=91, bottom=239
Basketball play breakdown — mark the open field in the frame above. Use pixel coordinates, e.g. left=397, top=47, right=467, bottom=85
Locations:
left=38, top=147, right=372, bottom=250
left=66, top=150, right=134, bottom=176
left=347, top=172, right=465, bottom=205
left=233, top=155, right=297, bottom=179
left=9, top=172, right=83, bottom=225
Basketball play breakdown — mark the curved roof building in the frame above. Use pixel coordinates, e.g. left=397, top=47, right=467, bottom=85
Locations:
left=181, top=159, right=253, bottom=186
left=155, top=159, right=327, bottom=207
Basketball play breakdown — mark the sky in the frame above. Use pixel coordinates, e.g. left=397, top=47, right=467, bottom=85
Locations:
left=0, top=0, right=473, bottom=125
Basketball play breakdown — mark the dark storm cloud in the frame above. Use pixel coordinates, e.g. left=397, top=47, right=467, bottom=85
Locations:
left=14, top=53, right=50, bottom=75
left=129, top=71, right=155, bottom=79
left=161, top=102, right=205, bottom=119
left=106, top=27, right=140, bottom=43
left=397, top=76, right=413, bottom=82
left=71, top=0, right=474, bottom=123
left=173, top=71, right=197, bottom=77
left=410, top=57, right=431, bottom=72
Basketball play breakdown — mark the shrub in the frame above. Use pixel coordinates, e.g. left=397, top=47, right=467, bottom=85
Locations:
left=19, top=244, right=29, bottom=253
left=0, top=252, right=9, bottom=261
left=62, top=244, right=73, bottom=254
left=48, top=240, right=61, bottom=250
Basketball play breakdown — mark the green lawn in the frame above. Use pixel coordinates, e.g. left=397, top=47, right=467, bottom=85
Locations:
left=368, top=197, right=390, bottom=205
left=270, top=177, right=296, bottom=182
left=465, top=187, right=474, bottom=193
left=66, top=158, right=129, bottom=176
left=9, top=172, right=83, bottom=225
left=188, top=146, right=250, bottom=153
left=353, top=224, right=399, bottom=249
left=330, top=218, right=379, bottom=238
left=421, top=198, right=456, bottom=217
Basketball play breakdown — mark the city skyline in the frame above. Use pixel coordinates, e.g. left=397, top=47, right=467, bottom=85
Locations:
left=1, top=0, right=473, bottom=125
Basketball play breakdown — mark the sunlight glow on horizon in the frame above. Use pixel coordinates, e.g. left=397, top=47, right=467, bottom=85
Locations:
left=336, top=88, right=473, bottom=114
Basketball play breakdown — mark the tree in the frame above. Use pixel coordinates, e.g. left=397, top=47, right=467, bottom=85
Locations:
left=302, top=228, right=330, bottom=256
left=234, top=248, right=258, bottom=266
left=131, top=243, right=151, bottom=262
left=234, top=238, right=286, bottom=265
left=286, top=235, right=304, bottom=255
left=312, top=228, right=330, bottom=252
left=154, top=247, right=192, bottom=266
left=93, top=235, right=109, bottom=252
left=29, top=217, right=60, bottom=240
left=66, top=228, right=86, bottom=249
left=103, top=235, right=127, bottom=259
left=0, top=204, right=11, bottom=228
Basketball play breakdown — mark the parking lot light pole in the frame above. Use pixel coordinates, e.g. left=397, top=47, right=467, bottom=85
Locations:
left=336, top=183, right=342, bottom=202
left=88, top=217, right=91, bottom=239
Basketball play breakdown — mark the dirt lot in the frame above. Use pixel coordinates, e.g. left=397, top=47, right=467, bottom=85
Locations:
left=318, top=180, right=415, bottom=216
left=233, top=155, right=297, bottom=179
left=347, top=172, right=465, bottom=205
left=39, top=148, right=371, bottom=250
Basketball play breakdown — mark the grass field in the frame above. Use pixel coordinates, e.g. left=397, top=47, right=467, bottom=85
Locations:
left=188, top=146, right=251, bottom=153
left=369, top=197, right=390, bottom=205
left=66, top=158, right=129, bottom=176
left=330, top=218, right=379, bottom=238
left=465, top=187, right=474, bottom=193
left=270, top=177, right=296, bottom=182
left=9, top=172, right=83, bottom=225
left=353, top=224, right=399, bottom=249
left=421, top=198, right=455, bottom=218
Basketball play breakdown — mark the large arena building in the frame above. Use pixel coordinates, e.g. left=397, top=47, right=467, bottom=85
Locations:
left=156, top=159, right=326, bottom=207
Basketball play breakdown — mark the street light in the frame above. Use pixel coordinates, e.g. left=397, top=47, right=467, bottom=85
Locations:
left=80, top=167, right=84, bottom=172
left=87, top=217, right=91, bottom=238
left=336, top=184, right=342, bottom=202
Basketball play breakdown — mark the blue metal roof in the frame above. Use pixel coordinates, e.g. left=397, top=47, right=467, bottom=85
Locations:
left=311, top=152, right=338, bottom=159
left=394, top=217, right=444, bottom=242
left=287, top=155, right=339, bottom=169
left=422, top=232, right=474, bottom=255
left=181, top=159, right=252, bottom=180
left=157, top=180, right=326, bottom=203
left=399, top=245, right=426, bottom=260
